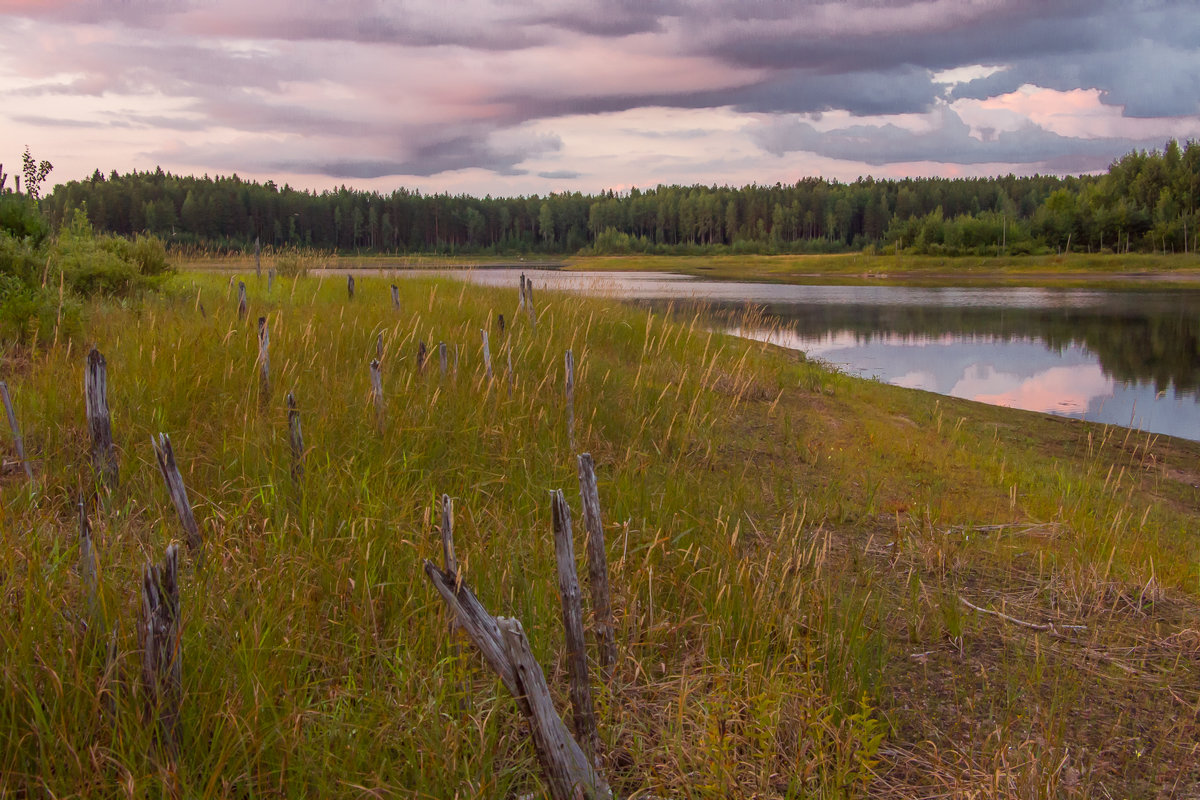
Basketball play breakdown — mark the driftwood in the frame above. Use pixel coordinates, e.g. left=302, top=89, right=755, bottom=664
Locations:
left=551, top=489, right=600, bottom=761
left=424, top=562, right=611, bottom=800
left=287, top=392, right=304, bottom=483
left=138, top=544, right=181, bottom=757
left=0, top=380, right=34, bottom=482
left=391, top=284, right=400, bottom=310
left=257, top=316, right=270, bottom=403
left=85, top=347, right=118, bottom=489
left=481, top=330, right=493, bottom=380
left=564, top=350, right=576, bottom=448
left=151, top=433, right=202, bottom=552
left=577, top=454, right=616, bottom=678
left=237, top=281, right=247, bottom=319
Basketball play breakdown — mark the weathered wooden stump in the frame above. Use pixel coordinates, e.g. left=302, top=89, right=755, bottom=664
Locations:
left=257, top=316, right=270, bottom=403
left=481, top=330, right=493, bottom=380
left=565, top=350, right=576, bottom=448
left=138, top=544, right=181, bottom=757
left=391, top=284, right=400, bottom=310
left=369, top=358, right=384, bottom=423
left=237, top=281, right=247, bottom=319
left=287, top=392, right=304, bottom=483
left=151, top=433, right=202, bottom=553
left=347, top=274, right=355, bottom=300
left=85, top=347, right=118, bottom=489
left=551, top=489, right=600, bottom=761
left=578, top=454, right=616, bottom=678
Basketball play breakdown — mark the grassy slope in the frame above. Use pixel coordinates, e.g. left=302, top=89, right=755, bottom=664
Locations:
left=1, top=272, right=1198, bottom=797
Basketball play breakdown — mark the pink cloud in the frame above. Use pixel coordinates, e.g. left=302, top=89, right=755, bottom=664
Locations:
left=955, top=363, right=1113, bottom=415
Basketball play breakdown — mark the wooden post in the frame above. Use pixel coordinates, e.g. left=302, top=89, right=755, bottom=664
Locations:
left=138, top=544, right=181, bottom=757
left=551, top=489, right=600, bottom=762
left=257, top=316, right=270, bottom=403
left=439, top=342, right=448, bottom=377
left=564, top=350, right=575, bottom=448
left=506, top=348, right=514, bottom=398
left=0, top=380, right=34, bottom=482
left=85, top=347, right=118, bottom=489
left=287, top=392, right=304, bottom=483
left=237, top=281, right=247, bottom=320
left=254, top=236, right=261, bottom=278
left=519, top=273, right=526, bottom=310
left=391, top=284, right=400, bottom=310
left=370, top=358, right=383, bottom=423
left=79, top=496, right=101, bottom=627
left=498, top=313, right=505, bottom=335
left=481, top=330, right=493, bottom=380
left=424, top=562, right=611, bottom=800
left=417, top=340, right=427, bottom=373
left=577, top=454, right=616, bottom=678
left=440, top=493, right=457, bottom=577
left=526, top=281, right=536, bottom=331
left=151, top=433, right=202, bottom=553
left=347, top=274, right=355, bottom=300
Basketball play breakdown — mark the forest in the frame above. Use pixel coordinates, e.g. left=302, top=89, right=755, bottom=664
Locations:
left=37, top=139, right=1200, bottom=257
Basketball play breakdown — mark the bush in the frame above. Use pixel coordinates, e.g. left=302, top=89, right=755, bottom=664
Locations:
left=51, top=209, right=173, bottom=295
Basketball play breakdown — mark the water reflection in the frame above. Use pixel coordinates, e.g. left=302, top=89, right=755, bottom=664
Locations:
left=725, top=298, right=1200, bottom=441
left=391, top=268, right=1200, bottom=441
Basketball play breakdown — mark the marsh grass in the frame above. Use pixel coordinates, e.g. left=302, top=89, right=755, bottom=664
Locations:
left=1, top=271, right=1199, bottom=797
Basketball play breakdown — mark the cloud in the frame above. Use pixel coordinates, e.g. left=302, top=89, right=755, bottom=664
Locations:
left=751, top=104, right=1165, bottom=168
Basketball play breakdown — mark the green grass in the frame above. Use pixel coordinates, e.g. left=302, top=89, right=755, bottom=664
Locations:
left=1, top=272, right=1199, bottom=797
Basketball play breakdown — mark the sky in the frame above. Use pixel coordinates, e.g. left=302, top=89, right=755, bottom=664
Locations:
left=2, top=0, right=1199, bottom=197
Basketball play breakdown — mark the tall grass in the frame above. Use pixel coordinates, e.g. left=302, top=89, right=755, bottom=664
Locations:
left=1, top=271, right=1198, bottom=797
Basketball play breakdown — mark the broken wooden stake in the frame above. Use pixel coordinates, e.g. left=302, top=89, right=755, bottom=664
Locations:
left=267, top=268, right=275, bottom=293
left=287, top=392, right=304, bottom=483
left=369, top=358, right=384, bottom=423
left=519, top=273, right=526, bottom=310
left=151, top=433, right=202, bottom=553
left=79, top=496, right=101, bottom=628
left=565, top=350, right=576, bottom=448
left=439, top=342, right=448, bottom=377
left=417, top=340, right=427, bottom=373
left=347, top=274, right=355, bottom=300
left=85, top=347, right=118, bottom=489
left=526, top=281, right=536, bottom=331
left=391, top=284, right=400, bottom=310
left=376, top=331, right=384, bottom=361
left=0, top=380, right=34, bottom=482
left=138, top=543, right=181, bottom=758
left=257, top=316, right=270, bottom=403
left=237, top=281, right=248, bottom=320
left=506, top=348, right=514, bottom=398
left=551, top=489, right=600, bottom=762
left=424, top=562, right=611, bottom=800
left=498, top=313, right=505, bottom=335
left=577, top=454, right=616, bottom=678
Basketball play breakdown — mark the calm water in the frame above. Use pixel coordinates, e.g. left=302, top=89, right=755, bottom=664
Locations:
left=371, top=267, right=1200, bottom=442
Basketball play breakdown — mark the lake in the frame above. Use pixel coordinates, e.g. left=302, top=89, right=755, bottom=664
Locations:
left=354, top=267, right=1200, bottom=442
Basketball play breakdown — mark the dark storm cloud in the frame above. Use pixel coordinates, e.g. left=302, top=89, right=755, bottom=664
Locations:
left=753, top=107, right=1163, bottom=167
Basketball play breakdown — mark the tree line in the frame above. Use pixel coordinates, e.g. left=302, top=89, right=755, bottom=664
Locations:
left=39, top=139, right=1200, bottom=257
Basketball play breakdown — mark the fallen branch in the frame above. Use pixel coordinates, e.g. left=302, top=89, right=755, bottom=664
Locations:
left=959, top=596, right=1087, bottom=633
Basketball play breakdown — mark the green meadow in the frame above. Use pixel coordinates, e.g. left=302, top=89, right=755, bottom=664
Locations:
left=2, top=269, right=1199, bottom=798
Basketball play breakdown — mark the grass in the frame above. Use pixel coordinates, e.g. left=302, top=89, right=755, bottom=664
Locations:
left=565, top=252, right=1200, bottom=288
left=1, top=272, right=1199, bottom=797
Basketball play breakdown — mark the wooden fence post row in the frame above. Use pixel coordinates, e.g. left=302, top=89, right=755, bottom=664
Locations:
left=424, top=561, right=611, bottom=800
left=577, top=453, right=617, bottom=677
left=138, top=543, right=181, bottom=757
left=151, top=433, right=202, bottom=553
left=0, top=380, right=34, bottom=482
left=85, top=347, right=118, bottom=489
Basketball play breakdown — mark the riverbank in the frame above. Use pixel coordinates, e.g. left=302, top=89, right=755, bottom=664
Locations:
left=3, top=272, right=1198, bottom=797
